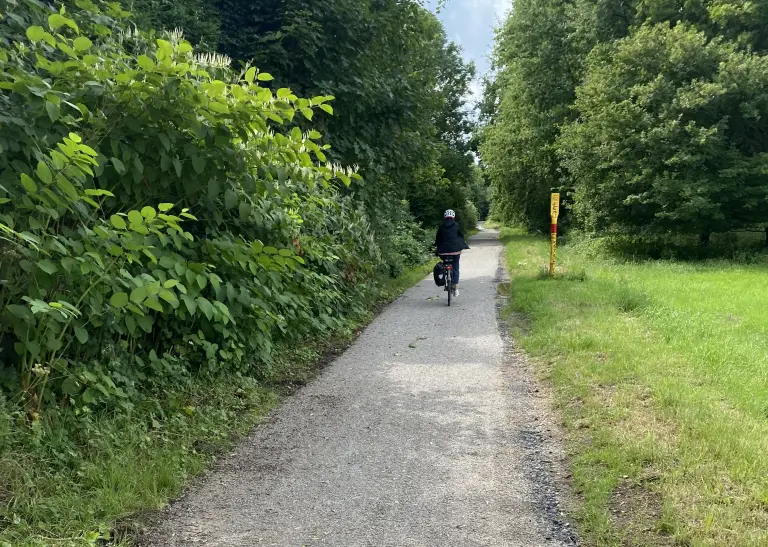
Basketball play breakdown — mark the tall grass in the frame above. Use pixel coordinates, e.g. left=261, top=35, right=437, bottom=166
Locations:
left=501, top=228, right=768, bottom=547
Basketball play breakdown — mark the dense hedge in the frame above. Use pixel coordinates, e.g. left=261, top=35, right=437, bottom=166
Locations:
left=0, top=0, right=424, bottom=417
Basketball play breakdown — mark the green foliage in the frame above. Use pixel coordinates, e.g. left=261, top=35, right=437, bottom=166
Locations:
left=560, top=24, right=768, bottom=236
left=130, top=0, right=478, bottom=259
left=129, top=0, right=221, bottom=50
left=468, top=166, right=490, bottom=220
left=481, top=0, right=768, bottom=243
left=478, top=0, right=577, bottom=232
left=0, top=0, right=381, bottom=419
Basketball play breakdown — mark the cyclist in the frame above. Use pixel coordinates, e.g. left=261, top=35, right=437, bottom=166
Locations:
left=435, top=209, right=469, bottom=298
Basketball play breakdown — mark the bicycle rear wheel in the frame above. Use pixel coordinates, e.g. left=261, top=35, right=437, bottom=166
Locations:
left=446, top=276, right=452, bottom=307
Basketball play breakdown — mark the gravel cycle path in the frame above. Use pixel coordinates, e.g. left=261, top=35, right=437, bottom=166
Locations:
left=143, top=228, right=576, bottom=547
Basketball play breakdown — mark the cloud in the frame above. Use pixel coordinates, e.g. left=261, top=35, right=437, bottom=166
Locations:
left=427, top=0, right=511, bottom=101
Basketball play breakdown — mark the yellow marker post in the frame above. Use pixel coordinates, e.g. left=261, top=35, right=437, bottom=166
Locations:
left=550, top=193, right=560, bottom=276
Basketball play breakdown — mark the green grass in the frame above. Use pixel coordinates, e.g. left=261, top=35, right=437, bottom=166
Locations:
left=0, top=261, right=434, bottom=547
left=501, top=228, right=768, bottom=547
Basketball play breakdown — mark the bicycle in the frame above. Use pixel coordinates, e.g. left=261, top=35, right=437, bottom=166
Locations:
left=440, top=255, right=457, bottom=307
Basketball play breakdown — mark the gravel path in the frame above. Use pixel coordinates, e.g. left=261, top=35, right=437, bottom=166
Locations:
left=143, top=228, right=576, bottom=547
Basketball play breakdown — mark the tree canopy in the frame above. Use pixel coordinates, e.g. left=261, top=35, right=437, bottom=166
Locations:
left=480, top=0, right=768, bottom=240
left=130, top=0, right=482, bottom=233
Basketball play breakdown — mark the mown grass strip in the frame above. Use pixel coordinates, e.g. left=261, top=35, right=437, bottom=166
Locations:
left=500, top=228, right=768, bottom=547
left=0, top=262, right=435, bottom=547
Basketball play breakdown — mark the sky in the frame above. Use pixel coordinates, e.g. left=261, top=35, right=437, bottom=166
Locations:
left=424, top=0, right=513, bottom=103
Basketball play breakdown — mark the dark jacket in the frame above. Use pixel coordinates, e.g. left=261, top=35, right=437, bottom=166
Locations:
left=435, top=219, right=469, bottom=254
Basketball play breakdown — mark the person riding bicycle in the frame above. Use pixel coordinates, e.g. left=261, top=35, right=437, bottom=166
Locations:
left=435, top=209, right=469, bottom=298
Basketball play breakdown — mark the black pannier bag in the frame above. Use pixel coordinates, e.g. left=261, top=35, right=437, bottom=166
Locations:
left=433, top=261, right=446, bottom=286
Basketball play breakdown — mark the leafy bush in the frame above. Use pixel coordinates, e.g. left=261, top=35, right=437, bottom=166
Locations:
left=0, top=0, right=384, bottom=417
left=559, top=24, right=768, bottom=238
left=461, top=200, right=479, bottom=233
left=569, top=231, right=768, bottom=262
left=370, top=200, right=430, bottom=278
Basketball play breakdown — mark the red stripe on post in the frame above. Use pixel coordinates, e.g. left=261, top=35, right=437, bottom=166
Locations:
left=551, top=223, right=557, bottom=234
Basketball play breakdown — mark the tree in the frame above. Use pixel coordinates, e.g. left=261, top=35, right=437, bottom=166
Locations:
left=559, top=24, right=768, bottom=237
left=128, top=0, right=221, bottom=49
left=129, top=0, right=478, bottom=236
left=479, top=0, right=579, bottom=231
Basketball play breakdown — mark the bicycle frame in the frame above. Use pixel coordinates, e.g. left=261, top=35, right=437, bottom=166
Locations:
left=441, top=256, right=455, bottom=307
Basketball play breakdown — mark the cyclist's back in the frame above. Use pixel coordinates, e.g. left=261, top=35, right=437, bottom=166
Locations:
left=435, top=214, right=465, bottom=255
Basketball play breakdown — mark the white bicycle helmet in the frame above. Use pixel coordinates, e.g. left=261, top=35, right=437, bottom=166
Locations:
left=444, top=209, right=456, bottom=218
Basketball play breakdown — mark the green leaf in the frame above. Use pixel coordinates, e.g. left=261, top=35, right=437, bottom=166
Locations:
left=20, top=173, right=37, bottom=193
left=144, top=297, right=164, bottom=312
left=46, top=101, right=61, bottom=122
left=110, top=292, right=129, bottom=308
left=159, top=289, right=178, bottom=307
left=158, top=203, right=174, bottom=212
left=173, top=156, right=182, bottom=178
left=137, top=315, right=154, bottom=333
left=244, top=67, right=256, bottom=83
left=110, top=215, right=126, bottom=229
left=257, top=72, right=274, bottom=82
left=319, top=104, right=334, bottom=115
left=61, top=375, right=80, bottom=396
left=36, top=161, right=53, bottom=185
left=73, top=36, right=92, bottom=51
left=301, top=108, right=314, bottom=120
left=191, top=155, right=206, bottom=174
left=127, top=210, right=143, bottom=225
left=137, top=55, right=155, bottom=71
left=38, top=259, right=58, bottom=275
left=177, top=42, right=193, bottom=54
left=82, top=388, right=97, bottom=404
left=209, top=101, right=230, bottom=114
left=26, top=26, right=46, bottom=42
left=197, top=298, right=214, bottom=320
left=308, top=130, right=323, bottom=140
left=130, top=286, right=148, bottom=304
left=48, top=13, right=79, bottom=32
left=85, top=189, right=115, bottom=197
left=224, top=189, right=238, bottom=210
left=182, top=295, right=197, bottom=315
left=74, top=326, right=88, bottom=344
left=251, top=240, right=264, bottom=253
left=239, top=201, right=252, bottom=220
left=111, top=157, right=126, bottom=174
left=196, top=274, right=207, bottom=290
left=141, top=206, right=157, bottom=220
